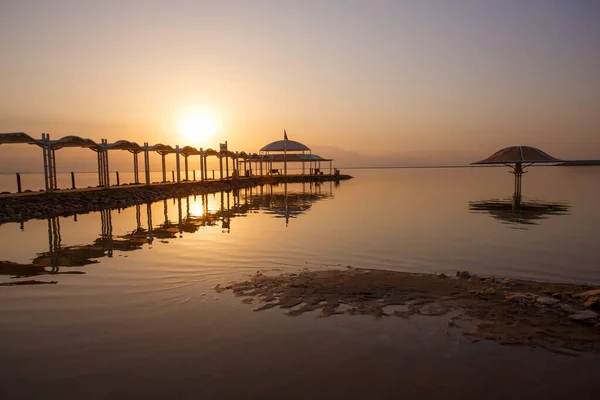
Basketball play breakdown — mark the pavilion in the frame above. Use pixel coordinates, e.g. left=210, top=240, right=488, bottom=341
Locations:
left=254, top=133, right=334, bottom=176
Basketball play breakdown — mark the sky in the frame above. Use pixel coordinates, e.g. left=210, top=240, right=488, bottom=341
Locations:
left=1, top=0, right=599, bottom=170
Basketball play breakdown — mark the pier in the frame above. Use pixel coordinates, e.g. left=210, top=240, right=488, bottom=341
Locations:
left=0, top=132, right=341, bottom=195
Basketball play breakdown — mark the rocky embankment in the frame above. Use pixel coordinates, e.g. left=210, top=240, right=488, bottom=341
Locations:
left=0, top=175, right=351, bottom=223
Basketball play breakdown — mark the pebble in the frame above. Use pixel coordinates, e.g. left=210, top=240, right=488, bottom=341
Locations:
left=568, top=310, right=599, bottom=324
left=559, top=303, right=577, bottom=314
left=574, top=289, right=600, bottom=299
left=584, top=296, right=600, bottom=310
left=457, top=270, right=471, bottom=280
left=419, top=303, right=449, bottom=316
left=536, top=297, right=561, bottom=306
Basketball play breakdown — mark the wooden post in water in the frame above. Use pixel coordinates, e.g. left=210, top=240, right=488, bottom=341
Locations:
left=172, top=170, right=175, bottom=182
left=116, top=171, right=120, bottom=186
left=16, top=173, right=22, bottom=193
left=71, top=171, right=76, bottom=189
left=193, top=170, right=196, bottom=181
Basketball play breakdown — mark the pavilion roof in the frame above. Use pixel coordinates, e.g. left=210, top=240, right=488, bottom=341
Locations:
left=0, top=132, right=39, bottom=145
left=472, top=146, right=562, bottom=165
left=260, top=139, right=310, bottom=152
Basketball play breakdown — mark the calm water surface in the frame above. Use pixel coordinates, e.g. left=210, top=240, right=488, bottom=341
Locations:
left=1, top=167, right=599, bottom=399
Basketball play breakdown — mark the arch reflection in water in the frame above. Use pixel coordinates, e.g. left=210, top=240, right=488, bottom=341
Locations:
left=0, top=182, right=335, bottom=284
left=469, top=197, right=570, bottom=229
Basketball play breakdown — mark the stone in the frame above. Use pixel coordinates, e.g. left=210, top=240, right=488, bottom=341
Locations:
left=537, top=297, right=560, bottom=306
left=584, top=296, right=600, bottom=310
left=573, top=289, right=600, bottom=299
left=559, top=303, right=577, bottom=314
left=569, top=311, right=599, bottom=324
left=419, top=303, right=449, bottom=316
left=457, top=270, right=471, bottom=280
left=484, top=287, right=496, bottom=295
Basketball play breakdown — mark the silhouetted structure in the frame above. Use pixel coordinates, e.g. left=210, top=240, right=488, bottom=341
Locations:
left=0, top=131, right=337, bottom=193
left=472, top=146, right=563, bottom=206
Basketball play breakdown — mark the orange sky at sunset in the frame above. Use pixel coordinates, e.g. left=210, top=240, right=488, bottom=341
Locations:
left=1, top=0, right=599, bottom=171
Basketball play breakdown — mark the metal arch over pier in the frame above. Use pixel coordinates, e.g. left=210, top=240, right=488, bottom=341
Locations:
left=0, top=131, right=339, bottom=193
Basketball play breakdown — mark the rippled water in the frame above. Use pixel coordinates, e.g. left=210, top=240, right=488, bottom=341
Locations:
left=1, top=167, right=599, bottom=398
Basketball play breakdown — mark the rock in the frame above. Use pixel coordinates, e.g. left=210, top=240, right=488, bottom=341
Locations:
left=419, top=303, right=449, bottom=316
left=484, top=287, right=496, bottom=295
left=505, top=292, right=537, bottom=303
left=537, top=297, right=560, bottom=306
left=547, top=347, right=581, bottom=357
left=569, top=311, right=599, bottom=324
left=595, top=323, right=600, bottom=330
left=584, top=296, right=600, bottom=310
left=457, top=270, right=471, bottom=280
left=573, top=289, right=600, bottom=299
left=559, top=303, right=577, bottom=314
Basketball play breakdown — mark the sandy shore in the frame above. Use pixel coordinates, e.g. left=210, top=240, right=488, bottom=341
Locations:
left=218, top=267, right=600, bottom=356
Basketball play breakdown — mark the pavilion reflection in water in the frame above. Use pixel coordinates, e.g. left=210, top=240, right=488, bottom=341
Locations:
left=469, top=197, right=570, bottom=229
left=0, top=181, right=334, bottom=283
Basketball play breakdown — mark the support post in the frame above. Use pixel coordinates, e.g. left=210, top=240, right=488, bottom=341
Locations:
left=97, top=150, right=104, bottom=187
left=133, top=152, right=139, bottom=184
left=161, top=153, right=167, bottom=182
left=175, top=145, right=181, bottom=183
left=193, top=170, right=196, bottom=181
left=199, top=149, right=205, bottom=181
left=184, top=155, right=189, bottom=181
left=41, top=133, right=49, bottom=192
left=103, top=139, right=110, bottom=188
left=16, top=173, right=22, bottom=193
left=116, top=171, right=120, bottom=186
left=204, top=154, right=208, bottom=179
left=172, top=170, right=175, bottom=182
left=144, top=143, right=150, bottom=186
left=71, top=171, right=75, bottom=189
left=219, top=156, right=224, bottom=180
left=46, top=134, right=55, bottom=191
left=225, top=154, right=229, bottom=179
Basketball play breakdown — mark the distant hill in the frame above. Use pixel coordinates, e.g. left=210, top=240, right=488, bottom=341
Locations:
left=557, top=160, right=600, bottom=166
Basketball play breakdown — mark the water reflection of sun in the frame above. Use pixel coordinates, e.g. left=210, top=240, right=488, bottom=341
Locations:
left=178, top=109, right=218, bottom=144
left=188, top=201, right=207, bottom=218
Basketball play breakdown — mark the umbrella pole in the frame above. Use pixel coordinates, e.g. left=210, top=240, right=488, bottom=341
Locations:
left=512, top=162, right=523, bottom=208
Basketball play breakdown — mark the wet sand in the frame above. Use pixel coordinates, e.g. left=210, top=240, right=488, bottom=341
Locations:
left=218, top=267, right=600, bottom=356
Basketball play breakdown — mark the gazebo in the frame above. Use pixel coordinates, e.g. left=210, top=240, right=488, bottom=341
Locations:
left=472, top=146, right=563, bottom=203
left=259, top=132, right=333, bottom=176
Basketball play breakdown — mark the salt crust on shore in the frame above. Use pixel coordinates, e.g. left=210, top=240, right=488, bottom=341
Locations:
left=217, top=267, right=600, bottom=356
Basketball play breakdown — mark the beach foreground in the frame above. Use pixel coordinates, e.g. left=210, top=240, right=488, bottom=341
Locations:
left=218, top=267, right=600, bottom=356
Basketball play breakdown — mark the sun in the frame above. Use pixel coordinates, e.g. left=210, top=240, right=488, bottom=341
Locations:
left=178, top=110, right=218, bottom=144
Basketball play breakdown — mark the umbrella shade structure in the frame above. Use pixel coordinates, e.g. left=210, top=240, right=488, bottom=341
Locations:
left=472, top=146, right=562, bottom=165
left=472, top=146, right=563, bottom=204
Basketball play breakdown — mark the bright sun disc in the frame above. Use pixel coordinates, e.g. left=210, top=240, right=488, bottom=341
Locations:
left=178, top=111, right=218, bottom=143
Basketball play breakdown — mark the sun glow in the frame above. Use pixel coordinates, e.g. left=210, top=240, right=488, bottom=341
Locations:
left=178, top=110, right=219, bottom=144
